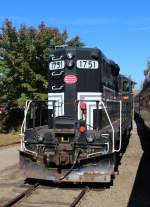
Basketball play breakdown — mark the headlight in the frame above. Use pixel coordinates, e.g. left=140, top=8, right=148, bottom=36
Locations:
left=66, top=60, right=74, bottom=68
left=37, top=135, right=44, bottom=142
left=86, top=135, right=95, bottom=143
left=67, top=52, right=74, bottom=59
left=91, top=52, right=99, bottom=60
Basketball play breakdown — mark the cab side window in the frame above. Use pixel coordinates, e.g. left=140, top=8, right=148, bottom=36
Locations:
left=123, top=80, right=130, bottom=92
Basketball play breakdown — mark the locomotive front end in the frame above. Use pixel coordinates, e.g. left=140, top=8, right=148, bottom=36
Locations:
left=20, top=47, right=121, bottom=183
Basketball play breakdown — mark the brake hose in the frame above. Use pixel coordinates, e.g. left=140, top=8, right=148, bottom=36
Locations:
left=58, top=149, right=81, bottom=181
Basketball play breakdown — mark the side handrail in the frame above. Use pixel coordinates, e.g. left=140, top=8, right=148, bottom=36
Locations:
left=52, top=71, right=64, bottom=77
left=52, top=85, right=64, bottom=91
left=100, top=100, right=115, bottom=152
left=104, top=99, right=122, bottom=152
left=115, top=100, right=122, bottom=152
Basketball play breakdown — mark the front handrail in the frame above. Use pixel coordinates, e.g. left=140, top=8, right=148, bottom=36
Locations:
left=20, top=100, right=33, bottom=153
left=20, top=99, right=122, bottom=153
left=20, top=100, right=32, bottom=136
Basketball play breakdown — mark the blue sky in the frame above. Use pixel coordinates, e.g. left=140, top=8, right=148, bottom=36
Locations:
left=0, top=0, right=150, bottom=89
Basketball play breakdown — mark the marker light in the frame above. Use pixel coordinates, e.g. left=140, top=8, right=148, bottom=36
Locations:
left=79, top=126, right=86, bottom=133
left=91, top=52, right=99, bottom=60
left=80, top=102, right=87, bottom=110
left=123, top=96, right=129, bottom=100
left=80, top=102, right=87, bottom=119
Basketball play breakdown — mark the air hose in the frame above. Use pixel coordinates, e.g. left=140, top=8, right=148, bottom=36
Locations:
left=58, top=149, right=81, bottom=181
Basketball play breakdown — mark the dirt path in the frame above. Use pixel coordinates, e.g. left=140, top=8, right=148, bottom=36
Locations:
left=0, top=144, right=19, bottom=170
left=79, top=122, right=150, bottom=207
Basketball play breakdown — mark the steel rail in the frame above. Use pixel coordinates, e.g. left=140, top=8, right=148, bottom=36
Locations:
left=69, top=187, right=88, bottom=207
left=2, top=182, right=39, bottom=207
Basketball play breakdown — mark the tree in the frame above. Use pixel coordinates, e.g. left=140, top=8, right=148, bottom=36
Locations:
left=0, top=19, right=84, bottom=105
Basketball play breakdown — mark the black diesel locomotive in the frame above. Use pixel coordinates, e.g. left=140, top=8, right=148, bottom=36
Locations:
left=20, top=47, right=134, bottom=183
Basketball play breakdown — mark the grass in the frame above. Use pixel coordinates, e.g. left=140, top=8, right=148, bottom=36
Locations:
left=0, top=133, right=20, bottom=146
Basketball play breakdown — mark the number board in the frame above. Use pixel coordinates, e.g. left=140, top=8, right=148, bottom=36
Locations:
left=76, top=60, right=99, bottom=69
left=49, top=60, right=65, bottom=70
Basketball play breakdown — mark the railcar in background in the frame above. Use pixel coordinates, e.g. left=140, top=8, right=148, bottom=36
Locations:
left=135, top=72, right=150, bottom=129
left=20, top=47, right=134, bottom=183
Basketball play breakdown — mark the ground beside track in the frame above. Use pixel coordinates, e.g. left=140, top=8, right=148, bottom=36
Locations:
left=0, top=144, right=19, bottom=171
left=0, top=144, right=24, bottom=206
left=0, top=121, right=150, bottom=207
left=79, top=121, right=150, bottom=207
left=0, top=133, right=20, bottom=146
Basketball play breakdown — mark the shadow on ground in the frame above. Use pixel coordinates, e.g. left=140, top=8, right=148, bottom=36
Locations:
left=25, top=177, right=110, bottom=190
left=128, top=113, right=150, bottom=207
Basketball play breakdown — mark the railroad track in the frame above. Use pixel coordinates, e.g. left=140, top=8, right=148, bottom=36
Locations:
left=2, top=182, right=88, bottom=207
left=69, top=187, right=87, bottom=207
left=2, top=183, right=39, bottom=207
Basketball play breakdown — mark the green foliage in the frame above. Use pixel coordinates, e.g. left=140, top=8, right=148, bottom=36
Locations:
left=144, top=59, right=150, bottom=77
left=67, top=36, right=85, bottom=47
left=0, top=19, right=84, bottom=105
